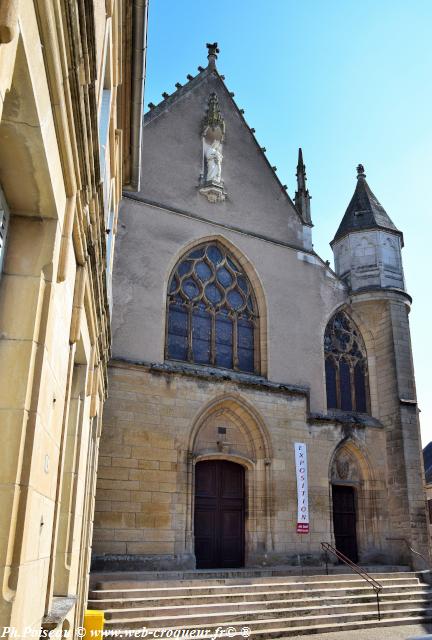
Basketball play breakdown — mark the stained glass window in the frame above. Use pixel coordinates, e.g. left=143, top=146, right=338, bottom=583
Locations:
left=324, top=311, right=369, bottom=413
left=166, top=242, right=259, bottom=374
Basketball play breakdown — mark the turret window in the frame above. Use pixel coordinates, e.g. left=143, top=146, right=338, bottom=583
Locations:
left=166, top=242, right=259, bottom=374
left=324, top=311, right=369, bottom=413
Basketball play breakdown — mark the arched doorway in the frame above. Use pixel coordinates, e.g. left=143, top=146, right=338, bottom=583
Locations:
left=330, top=440, right=382, bottom=563
left=194, top=460, right=245, bottom=568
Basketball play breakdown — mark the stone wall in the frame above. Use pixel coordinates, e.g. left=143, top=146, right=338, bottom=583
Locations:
left=0, top=0, right=145, bottom=635
left=93, top=361, right=391, bottom=570
left=352, top=292, right=430, bottom=567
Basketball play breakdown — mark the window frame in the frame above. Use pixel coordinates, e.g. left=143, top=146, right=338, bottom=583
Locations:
left=324, top=310, right=370, bottom=414
left=165, top=242, right=260, bottom=375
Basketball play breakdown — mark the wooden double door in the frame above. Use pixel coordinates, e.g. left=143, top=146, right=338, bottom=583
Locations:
left=332, top=484, right=358, bottom=563
left=194, top=460, right=245, bottom=568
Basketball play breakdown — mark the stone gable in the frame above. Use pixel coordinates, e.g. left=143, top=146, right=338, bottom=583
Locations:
left=137, top=69, right=306, bottom=247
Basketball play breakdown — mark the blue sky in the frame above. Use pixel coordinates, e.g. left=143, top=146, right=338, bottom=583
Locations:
left=144, top=0, right=431, bottom=444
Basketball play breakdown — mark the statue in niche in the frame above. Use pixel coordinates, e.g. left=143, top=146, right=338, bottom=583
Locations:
left=199, top=92, right=227, bottom=203
left=204, top=139, right=223, bottom=182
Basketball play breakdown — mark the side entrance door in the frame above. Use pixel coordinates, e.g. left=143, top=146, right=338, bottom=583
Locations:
left=332, top=484, right=358, bottom=562
left=194, top=460, right=245, bottom=568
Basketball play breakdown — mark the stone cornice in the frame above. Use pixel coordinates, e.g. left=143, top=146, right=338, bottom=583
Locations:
left=349, top=287, right=413, bottom=306
left=109, top=358, right=384, bottom=431
left=110, top=357, right=309, bottom=398
left=308, top=411, right=383, bottom=429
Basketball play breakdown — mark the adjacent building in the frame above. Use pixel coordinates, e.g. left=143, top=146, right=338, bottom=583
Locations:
left=92, top=44, right=429, bottom=573
left=0, top=0, right=147, bottom=635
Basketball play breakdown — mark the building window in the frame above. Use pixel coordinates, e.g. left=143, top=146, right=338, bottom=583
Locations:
left=0, top=187, right=10, bottom=274
left=166, top=242, right=259, bottom=374
left=324, top=310, right=369, bottom=413
left=98, top=34, right=112, bottom=207
left=105, top=192, right=115, bottom=313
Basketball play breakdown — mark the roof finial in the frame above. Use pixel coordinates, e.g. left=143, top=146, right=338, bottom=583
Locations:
left=206, top=42, right=219, bottom=69
left=298, top=147, right=304, bottom=169
left=296, top=148, right=306, bottom=188
left=295, top=148, right=312, bottom=225
left=356, top=163, right=366, bottom=179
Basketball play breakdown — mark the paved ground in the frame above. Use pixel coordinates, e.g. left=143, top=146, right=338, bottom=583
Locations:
left=289, top=624, right=432, bottom=640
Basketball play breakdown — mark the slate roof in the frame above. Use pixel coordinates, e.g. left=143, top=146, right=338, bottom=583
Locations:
left=332, top=166, right=402, bottom=245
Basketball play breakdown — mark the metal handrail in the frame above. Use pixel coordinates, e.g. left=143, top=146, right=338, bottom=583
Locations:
left=386, top=537, right=431, bottom=570
left=321, top=541, right=383, bottom=620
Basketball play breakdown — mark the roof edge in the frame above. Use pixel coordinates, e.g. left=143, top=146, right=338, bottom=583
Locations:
left=143, top=61, right=304, bottom=225
left=330, top=225, right=404, bottom=248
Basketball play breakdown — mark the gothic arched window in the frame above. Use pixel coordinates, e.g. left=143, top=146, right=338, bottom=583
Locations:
left=166, top=242, right=259, bottom=374
left=324, top=311, right=369, bottom=413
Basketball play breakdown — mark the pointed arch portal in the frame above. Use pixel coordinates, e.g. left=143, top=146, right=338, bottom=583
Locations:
left=330, top=439, right=380, bottom=563
left=186, top=394, right=272, bottom=568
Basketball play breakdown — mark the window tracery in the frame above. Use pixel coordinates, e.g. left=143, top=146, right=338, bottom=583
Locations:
left=324, top=311, right=369, bottom=413
left=166, top=242, right=259, bottom=374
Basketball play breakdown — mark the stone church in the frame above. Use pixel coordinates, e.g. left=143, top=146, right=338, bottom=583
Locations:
left=92, top=44, right=429, bottom=572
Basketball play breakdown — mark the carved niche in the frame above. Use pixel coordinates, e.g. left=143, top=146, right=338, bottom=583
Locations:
left=331, top=448, right=360, bottom=484
left=199, top=93, right=227, bottom=203
left=194, top=411, right=253, bottom=460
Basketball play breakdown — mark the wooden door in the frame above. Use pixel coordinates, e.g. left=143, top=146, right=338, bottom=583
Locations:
left=194, top=460, right=245, bottom=569
left=332, top=484, right=358, bottom=562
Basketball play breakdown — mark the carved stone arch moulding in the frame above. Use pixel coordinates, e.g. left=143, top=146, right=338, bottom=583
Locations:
left=188, top=393, right=272, bottom=460
left=164, top=235, right=269, bottom=377
left=329, top=437, right=382, bottom=561
left=185, top=394, right=273, bottom=562
left=331, top=447, right=360, bottom=484
left=329, top=436, right=375, bottom=485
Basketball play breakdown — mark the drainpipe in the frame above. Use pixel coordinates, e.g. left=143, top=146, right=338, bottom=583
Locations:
left=125, top=0, right=148, bottom=191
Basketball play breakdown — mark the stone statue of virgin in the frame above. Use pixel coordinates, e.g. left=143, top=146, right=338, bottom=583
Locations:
left=204, top=139, right=223, bottom=183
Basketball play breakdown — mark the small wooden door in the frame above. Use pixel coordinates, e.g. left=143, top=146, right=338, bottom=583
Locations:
left=332, top=485, right=358, bottom=563
left=194, top=460, right=245, bottom=568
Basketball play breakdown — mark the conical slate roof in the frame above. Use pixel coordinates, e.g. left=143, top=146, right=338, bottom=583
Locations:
left=332, top=165, right=401, bottom=245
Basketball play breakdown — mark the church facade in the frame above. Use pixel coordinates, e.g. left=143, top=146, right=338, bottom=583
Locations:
left=92, top=44, right=429, bottom=572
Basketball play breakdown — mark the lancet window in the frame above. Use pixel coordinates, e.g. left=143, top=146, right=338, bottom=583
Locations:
left=166, top=242, right=259, bottom=374
left=324, top=311, right=369, bottom=413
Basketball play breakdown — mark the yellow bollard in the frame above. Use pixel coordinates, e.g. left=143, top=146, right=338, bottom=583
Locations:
left=83, top=609, right=105, bottom=639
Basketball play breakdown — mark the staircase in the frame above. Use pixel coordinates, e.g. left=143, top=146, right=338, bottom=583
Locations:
left=88, top=568, right=432, bottom=637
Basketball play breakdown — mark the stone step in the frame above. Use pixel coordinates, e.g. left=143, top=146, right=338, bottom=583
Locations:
left=103, top=598, right=432, bottom=624
left=89, top=575, right=421, bottom=600
left=89, top=582, right=428, bottom=605
left=93, top=569, right=415, bottom=591
left=88, top=590, right=432, bottom=615
left=104, top=616, right=432, bottom=639
left=104, top=607, right=432, bottom=632
left=90, top=570, right=431, bottom=637
left=90, top=565, right=411, bottom=588
left=246, top=615, right=432, bottom=638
